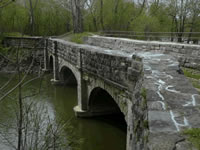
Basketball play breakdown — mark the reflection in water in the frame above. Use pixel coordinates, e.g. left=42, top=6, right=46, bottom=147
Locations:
left=0, top=73, right=126, bottom=150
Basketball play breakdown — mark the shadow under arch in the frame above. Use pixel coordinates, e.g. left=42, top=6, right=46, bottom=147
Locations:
left=59, top=66, right=77, bottom=86
left=88, top=87, right=127, bottom=131
left=49, top=55, right=53, bottom=71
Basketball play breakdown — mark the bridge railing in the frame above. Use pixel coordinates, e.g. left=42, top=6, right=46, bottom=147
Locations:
left=100, top=31, right=200, bottom=45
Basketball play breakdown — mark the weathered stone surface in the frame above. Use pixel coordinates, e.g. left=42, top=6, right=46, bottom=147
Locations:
left=84, top=36, right=200, bottom=150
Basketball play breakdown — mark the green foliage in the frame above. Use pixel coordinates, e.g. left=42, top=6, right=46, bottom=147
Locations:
left=1, top=0, right=200, bottom=39
left=183, top=128, right=200, bottom=150
left=0, top=0, right=71, bottom=36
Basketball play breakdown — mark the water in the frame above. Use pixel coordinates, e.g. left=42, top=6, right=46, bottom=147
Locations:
left=0, top=73, right=126, bottom=150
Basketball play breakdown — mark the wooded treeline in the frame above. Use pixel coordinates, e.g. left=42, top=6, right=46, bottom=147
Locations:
left=0, top=0, right=200, bottom=41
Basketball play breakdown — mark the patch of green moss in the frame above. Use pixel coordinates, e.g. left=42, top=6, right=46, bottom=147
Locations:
left=144, top=135, right=149, bottom=143
left=183, top=128, right=200, bottom=150
left=141, top=88, right=147, bottom=100
left=143, top=120, right=149, bottom=129
left=141, top=88, right=147, bottom=110
left=70, top=32, right=92, bottom=44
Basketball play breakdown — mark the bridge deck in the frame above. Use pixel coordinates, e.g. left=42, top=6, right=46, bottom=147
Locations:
left=83, top=36, right=200, bottom=150
left=140, top=51, right=200, bottom=149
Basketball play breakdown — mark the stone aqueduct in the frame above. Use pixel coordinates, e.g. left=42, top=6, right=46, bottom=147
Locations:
left=3, top=36, right=200, bottom=150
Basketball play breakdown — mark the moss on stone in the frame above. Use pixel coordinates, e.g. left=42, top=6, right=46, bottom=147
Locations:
left=143, top=135, right=149, bottom=143
left=143, top=120, right=149, bottom=129
left=141, top=88, right=147, bottom=110
left=183, top=128, right=200, bottom=150
left=141, top=88, right=147, bottom=100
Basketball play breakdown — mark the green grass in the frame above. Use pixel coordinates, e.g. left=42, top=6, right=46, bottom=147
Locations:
left=4, top=32, right=29, bottom=37
left=182, top=67, right=200, bottom=90
left=70, top=32, right=93, bottom=44
left=183, top=128, right=200, bottom=150
left=192, top=80, right=200, bottom=89
left=182, top=68, right=200, bottom=80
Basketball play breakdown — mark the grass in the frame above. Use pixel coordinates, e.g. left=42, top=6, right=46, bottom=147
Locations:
left=192, top=80, right=200, bottom=89
left=182, top=68, right=200, bottom=80
left=183, top=128, right=200, bottom=150
left=3, top=32, right=29, bottom=37
left=182, top=67, right=200, bottom=91
left=70, top=32, right=93, bottom=44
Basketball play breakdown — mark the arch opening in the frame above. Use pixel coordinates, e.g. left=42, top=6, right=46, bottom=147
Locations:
left=49, top=56, right=53, bottom=71
left=60, top=66, right=77, bottom=86
left=89, top=87, right=127, bottom=131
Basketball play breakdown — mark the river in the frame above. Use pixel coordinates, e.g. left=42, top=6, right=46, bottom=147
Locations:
left=0, top=73, right=126, bottom=150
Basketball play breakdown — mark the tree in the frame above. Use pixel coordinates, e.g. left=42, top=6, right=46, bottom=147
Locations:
left=167, top=0, right=190, bottom=42
left=24, top=0, right=39, bottom=35
left=70, top=0, right=84, bottom=33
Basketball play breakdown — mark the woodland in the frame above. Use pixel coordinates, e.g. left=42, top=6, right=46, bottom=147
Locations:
left=0, top=0, right=200, bottom=42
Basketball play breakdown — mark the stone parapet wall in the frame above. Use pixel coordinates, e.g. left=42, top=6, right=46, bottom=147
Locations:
left=3, top=36, right=44, bottom=49
left=85, top=36, right=200, bottom=70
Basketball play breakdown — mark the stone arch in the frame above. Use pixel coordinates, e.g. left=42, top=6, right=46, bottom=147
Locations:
left=59, top=66, right=77, bottom=86
left=59, top=61, right=80, bottom=85
left=87, top=80, right=130, bottom=122
left=88, top=87, right=122, bottom=115
left=88, top=87, right=127, bottom=133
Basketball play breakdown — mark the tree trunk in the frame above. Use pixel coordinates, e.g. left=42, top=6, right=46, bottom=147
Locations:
left=100, top=0, right=105, bottom=30
left=71, top=0, right=83, bottom=33
left=17, top=47, right=23, bottom=150
left=28, top=0, right=35, bottom=35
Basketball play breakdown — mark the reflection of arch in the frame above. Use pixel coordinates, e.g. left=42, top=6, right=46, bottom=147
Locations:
left=59, top=66, right=77, bottom=86
left=89, top=87, right=121, bottom=115
left=49, top=55, right=53, bottom=71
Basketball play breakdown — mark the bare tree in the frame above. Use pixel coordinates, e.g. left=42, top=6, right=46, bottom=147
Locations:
left=24, top=0, right=39, bottom=35
left=167, top=0, right=191, bottom=42
left=187, top=0, right=200, bottom=43
left=85, top=0, right=98, bottom=31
